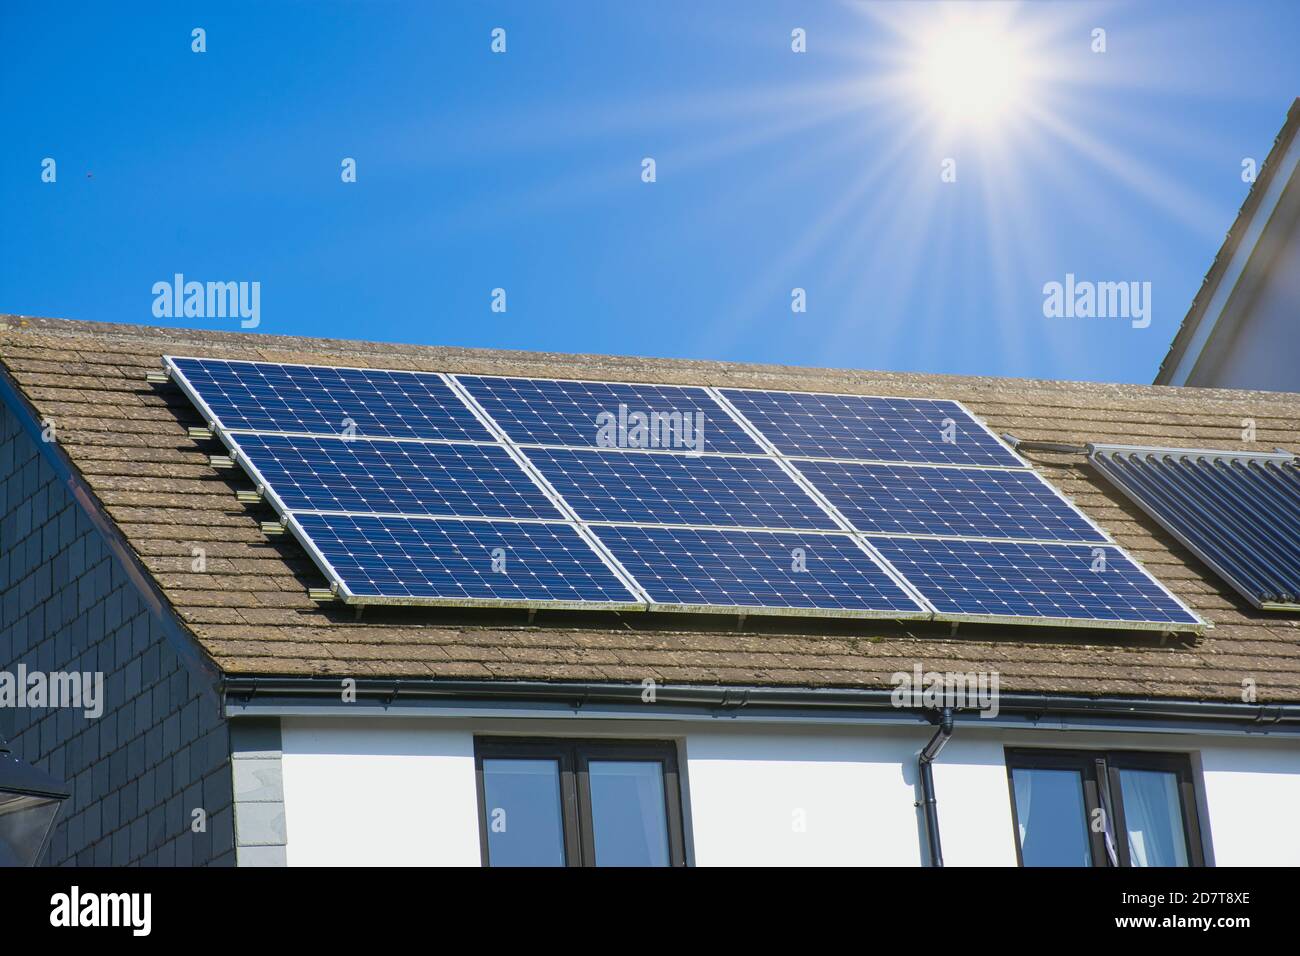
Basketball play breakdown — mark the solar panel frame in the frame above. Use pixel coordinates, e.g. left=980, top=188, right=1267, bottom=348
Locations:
left=288, top=513, right=646, bottom=609
left=870, top=537, right=1202, bottom=631
left=166, top=355, right=654, bottom=607
left=705, top=386, right=1205, bottom=631
left=167, top=356, right=495, bottom=443
left=232, top=433, right=566, bottom=522
left=454, top=373, right=764, bottom=455
left=525, top=446, right=841, bottom=531
left=162, top=356, right=1206, bottom=631
left=716, top=386, right=1029, bottom=468
left=590, top=525, right=931, bottom=619
left=789, top=458, right=1110, bottom=544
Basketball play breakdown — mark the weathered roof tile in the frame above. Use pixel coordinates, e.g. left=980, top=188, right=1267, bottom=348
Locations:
left=4, top=314, right=1299, bottom=702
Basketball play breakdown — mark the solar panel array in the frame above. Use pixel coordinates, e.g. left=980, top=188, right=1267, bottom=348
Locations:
left=165, top=356, right=1204, bottom=631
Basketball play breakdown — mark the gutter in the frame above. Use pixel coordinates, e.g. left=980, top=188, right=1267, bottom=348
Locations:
left=917, top=707, right=954, bottom=868
left=220, top=676, right=1300, bottom=735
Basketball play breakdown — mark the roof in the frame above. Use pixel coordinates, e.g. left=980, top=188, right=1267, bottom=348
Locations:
left=1156, top=97, right=1300, bottom=386
left=3, top=315, right=1300, bottom=703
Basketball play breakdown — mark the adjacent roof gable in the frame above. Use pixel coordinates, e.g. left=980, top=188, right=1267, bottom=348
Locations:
left=4, top=315, right=1300, bottom=702
left=1157, top=98, right=1300, bottom=388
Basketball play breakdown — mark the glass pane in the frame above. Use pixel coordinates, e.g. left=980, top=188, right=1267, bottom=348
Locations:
left=0, top=793, right=60, bottom=867
left=588, top=760, right=670, bottom=866
left=1011, top=767, right=1093, bottom=866
left=1119, top=768, right=1189, bottom=866
left=482, top=758, right=566, bottom=866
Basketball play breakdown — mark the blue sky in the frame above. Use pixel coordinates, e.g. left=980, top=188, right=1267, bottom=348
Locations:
left=1, top=1, right=1296, bottom=384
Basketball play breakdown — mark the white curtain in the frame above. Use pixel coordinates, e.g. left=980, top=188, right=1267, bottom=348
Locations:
left=1012, top=768, right=1092, bottom=866
left=589, top=761, right=668, bottom=865
left=1120, top=769, right=1187, bottom=866
left=1014, top=769, right=1033, bottom=846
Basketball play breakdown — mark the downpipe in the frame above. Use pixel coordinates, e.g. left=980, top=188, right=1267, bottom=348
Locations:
left=918, top=707, right=955, bottom=867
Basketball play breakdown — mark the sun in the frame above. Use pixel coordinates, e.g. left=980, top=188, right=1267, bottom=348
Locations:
left=906, top=12, right=1038, bottom=132
left=918, top=25, right=1028, bottom=124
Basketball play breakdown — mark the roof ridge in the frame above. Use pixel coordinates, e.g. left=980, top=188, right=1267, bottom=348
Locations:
left=6, top=313, right=1300, bottom=404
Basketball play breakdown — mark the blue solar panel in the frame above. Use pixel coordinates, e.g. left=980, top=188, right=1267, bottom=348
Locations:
left=296, top=514, right=639, bottom=604
left=164, top=356, right=1202, bottom=629
left=592, top=526, right=924, bottom=614
left=720, top=388, right=1021, bottom=466
left=870, top=537, right=1199, bottom=626
left=527, top=447, right=837, bottom=530
left=794, top=460, right=1106, bottom=543
left=235, top=434, right=562, bottom=521
left=458, top=375, right=762, bottom=455
left=170, top=357, right=492, bottom=442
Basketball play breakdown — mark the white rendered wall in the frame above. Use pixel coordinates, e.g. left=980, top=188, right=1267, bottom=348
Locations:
left=275, top=714, right=1300, bottom=866
left=682, top=726, right=925, bottom=865
left=1198, top=742, right=1300, bottom=865
left=279, top=718, right=480, bottom=866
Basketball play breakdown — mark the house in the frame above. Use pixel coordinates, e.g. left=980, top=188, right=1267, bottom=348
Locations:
left=1, top=314, right=1298, bottom=867
left=1157, top=97, right=1300, bottom=390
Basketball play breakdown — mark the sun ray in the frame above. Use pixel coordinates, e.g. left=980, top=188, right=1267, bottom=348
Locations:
left=696, top=111, right=934, bottom=357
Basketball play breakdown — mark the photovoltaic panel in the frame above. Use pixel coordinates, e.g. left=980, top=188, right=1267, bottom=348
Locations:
left=295, top=514, right=640, bottom=605
left=526, top=447, right=838, bottom=530
left=162, top=355, right=1203, bottom=631
left=169, top=357, right=492, bottom=442
left=235, top=434, right=563, bottom=521
left=870, top=537, right=1200, bottom=627
left=794, top=459, right=1106, bottom=543
left=457, top=375, right=763, bottom=455
left=720, top=388, right=1022, bottom=466
left=592, top=525, right=925, bottom=615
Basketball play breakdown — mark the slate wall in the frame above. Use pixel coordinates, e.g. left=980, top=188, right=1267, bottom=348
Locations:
left=0, top=398, right=235, bottom=865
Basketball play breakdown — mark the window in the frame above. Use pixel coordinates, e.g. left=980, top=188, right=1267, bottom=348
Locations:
left=1006, top=749, right=1204, bottom=866
left=474, top=738, right=688, bottom=867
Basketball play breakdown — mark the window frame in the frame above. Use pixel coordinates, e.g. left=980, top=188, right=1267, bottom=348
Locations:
left=474, top=737, right=688, bottom=867
left=1004, top=748, right=1205, bottom=867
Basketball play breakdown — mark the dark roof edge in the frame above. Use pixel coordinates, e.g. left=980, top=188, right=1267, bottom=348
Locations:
left=1156, top=97, right=1300, bottom=385
left=0, top=362, right=224, bottom=700
left=221, top=676, right=1300, bottom=735
left=0, top=734, right=70, bottom=798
